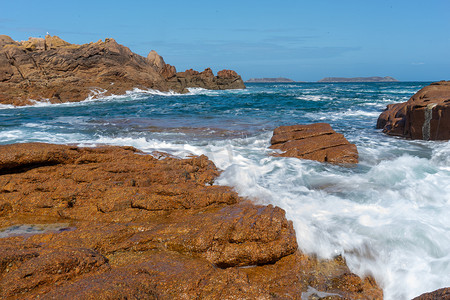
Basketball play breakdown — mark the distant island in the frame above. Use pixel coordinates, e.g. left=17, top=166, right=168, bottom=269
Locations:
left=318, top=76, right=398, bottom=83
left=246, top=77, right=296, bottom=83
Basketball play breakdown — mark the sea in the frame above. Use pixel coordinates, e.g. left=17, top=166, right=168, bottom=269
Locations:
left=1, top=82, right=449, bottom=299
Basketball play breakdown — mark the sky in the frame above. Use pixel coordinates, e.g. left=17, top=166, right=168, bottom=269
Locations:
left=2, top=0, right=449, bottom=81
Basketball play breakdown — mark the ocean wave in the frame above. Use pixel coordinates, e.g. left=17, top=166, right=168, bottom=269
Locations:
left=0, top=88, right=184, bottom=110
left=304, top=109, right=381, bottom=121
left=0, top=87, right=249, bottom=110
left=210, top=141, right=450, bottom=300
left=0, top=98, right=55, bottom=109
left=295, top=95, right=333, bottom=101
left=0, top=104, right=17, bottom=110
left=431, top=140, right=450, bottom=169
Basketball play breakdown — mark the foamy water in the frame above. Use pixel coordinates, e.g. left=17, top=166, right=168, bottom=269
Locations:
left=0, top=82, right=448, bottom=299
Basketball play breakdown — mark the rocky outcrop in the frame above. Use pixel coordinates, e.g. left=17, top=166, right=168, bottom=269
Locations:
left=0, top=143, right=381, bottom=298
left=166, top=68, right=246, bottom=91
left=270, top=123, right=359, bottom=164
left=413, top=287, right=450, bottom=300
left=0, top=35, right=245, bottom=106
left=377, top=81, right=450, bottom=140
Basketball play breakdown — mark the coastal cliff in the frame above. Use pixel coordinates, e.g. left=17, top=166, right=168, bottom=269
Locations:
left=0, top=35, right=245, bottom=106
left=377, top=81, right=450, bottom=140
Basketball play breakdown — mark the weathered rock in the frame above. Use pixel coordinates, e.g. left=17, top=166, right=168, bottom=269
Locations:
left=241, top=251, right=383, bottom=299
left=377, top=81, right=450, bottom=140
left=413, top=287, right=450, bottom=300
left=44, top=34, right=71, bottom=49
left=270, top=123, right=359, bottom=164
left=0, top=35, right=18, bottom=48
left=0, top=241, right=108, bottom=298
left=0, top=35, right=245, bottom=106
left=147, top=49, right=166, bottom=71
left=0, top=143, right=380, bottom=298
left=21, top=37, right=46, bottom=51
left=36, top=251, right=272, bottom=299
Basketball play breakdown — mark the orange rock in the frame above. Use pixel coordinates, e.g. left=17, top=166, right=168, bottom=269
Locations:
left=412, top=287, right=450, bottom=300
left=377, top=81, right=450, bottom=140
left=270, top=123, right=359, bottom=164
left=0, top=143, right=380, bottom=298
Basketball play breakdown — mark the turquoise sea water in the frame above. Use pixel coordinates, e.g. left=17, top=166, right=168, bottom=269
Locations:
left=1, top=82, right=449, bottom=299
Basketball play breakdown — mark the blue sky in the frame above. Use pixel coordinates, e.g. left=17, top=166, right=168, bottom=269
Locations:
left=2, top=0, right=449, bottom=81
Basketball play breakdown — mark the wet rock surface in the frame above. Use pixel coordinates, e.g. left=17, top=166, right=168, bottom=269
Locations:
left=270, top=123, right=359, bottom=164
left=412, top=287, right=450, bottom=300
left=0, top=143, right=380, bottom=298
left=377, top=81, right=450, bottom=140
left=0, top=35, right=245, bottom=106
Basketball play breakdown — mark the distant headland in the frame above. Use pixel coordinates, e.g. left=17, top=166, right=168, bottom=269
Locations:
left=318, top=76, right=398, bottom=83
left=246, top=77, right=296, bottom=83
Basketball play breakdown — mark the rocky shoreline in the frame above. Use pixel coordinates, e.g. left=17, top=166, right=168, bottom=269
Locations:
left=0, top=35, right=245, bottom=106
left=0, top=143, right=382, bottom=299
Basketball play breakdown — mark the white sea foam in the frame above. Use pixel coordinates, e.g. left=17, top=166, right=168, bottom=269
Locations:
left=0, top=87, right=240, bottom=110
left=183, top=135, right=450, bottom=300
left=0, top=104, right=16, bottom=110
left=0, top=130, right=24, bottom=141
left=305, top=109, right=381, bottom=121
left=431, top=141, right=450, bottom=169
left=0, top=88, right=180, bottom=110
left=75, top=136, right=203, bottom=159
left=295, top=95, right=333, bottom=101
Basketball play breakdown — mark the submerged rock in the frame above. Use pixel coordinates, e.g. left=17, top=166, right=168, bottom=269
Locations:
left=270, top=123, right=359, bottom=164
left=377, top=81, right=450, bottom=140
left=0, top=35, right=245, bottom=106
left=0, top=143, right=380, bottom=298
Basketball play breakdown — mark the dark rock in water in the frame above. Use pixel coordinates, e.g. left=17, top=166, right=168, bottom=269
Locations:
left=377, top=81, right=450, bottom=140
left=0, top=35, right=245, bottom=106
left=0, top=142, right=381, bottom=298
left=318, top=76, right=398, bottom=82
left=412, top=287, right=450, bottom=300
left=270, top=123, right=359, bottom=164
